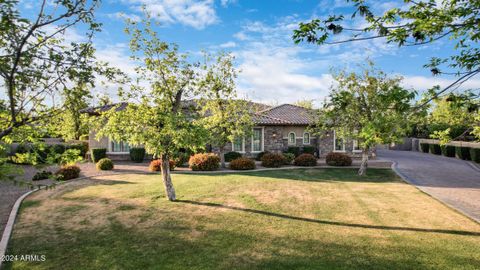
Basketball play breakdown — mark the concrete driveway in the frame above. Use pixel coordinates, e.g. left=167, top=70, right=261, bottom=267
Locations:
left=377, top=149, right=480, bottom=222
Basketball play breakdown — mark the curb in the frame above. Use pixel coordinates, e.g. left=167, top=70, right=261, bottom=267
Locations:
left=388, top=160, right=480, bottom=225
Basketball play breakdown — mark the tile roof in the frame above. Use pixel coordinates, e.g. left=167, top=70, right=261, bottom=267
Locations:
left=254, top=104, right=314, bottom=125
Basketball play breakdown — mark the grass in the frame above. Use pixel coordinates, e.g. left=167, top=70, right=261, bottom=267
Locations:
left=5, top=168, right=480, bottom=270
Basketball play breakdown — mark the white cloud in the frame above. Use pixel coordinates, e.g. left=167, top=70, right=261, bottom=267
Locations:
left=106, top=12, right=141, bottom=22
left=402, top=75, right=480, bottom=92
left=233, top=31, right=249, bottom=41
left=220, top=0, right=236, bottom=7
left=219, top=41, right=236, bottom=48
left=124, top=0, right=218, bottom=29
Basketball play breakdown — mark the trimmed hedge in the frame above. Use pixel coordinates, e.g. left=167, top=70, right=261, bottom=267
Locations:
left=225, top=151, right=242, bottom=162
left=55, top=165, right=81, bottom=180
left=470, top=148, right=480, bottom=163
left=326, top=152, right=352, bottom=166
left=229, top=157, right=256, bottom=170
left=282, top=153, right=295, bottom=165
left=129, top=148, right=146, bottom=163
left=96, top=158, right=114, bottom=170
left=149, top=159, right=176, bottom=171
left=455, top=146, right=471, bottom=160
left=261, top=153, right=285, bottom=168
left=189, top=153, right=220, bottom=171
left=294, top=153, right=317, bottom=166
left=302, top=146, right=316, bottom=155
left=255, top=151, right=269, bottom=161
left=420, top=143, right=429, bottom=153
left=441, top=145, right=456, bottom=157
left=91, top=148, right=107, bottom=163
left=32, top=170, right=52, bottom=181
left=429, top=144, right=441, bottom=155
left=285, top=146, right=301, bottom=157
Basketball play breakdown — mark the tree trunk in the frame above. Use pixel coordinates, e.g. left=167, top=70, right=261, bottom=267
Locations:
left=219, top=146, right=225, bottom=168
left=160, top=153, right=176, bottom=201
left=358, top=148, right=369, bottom=176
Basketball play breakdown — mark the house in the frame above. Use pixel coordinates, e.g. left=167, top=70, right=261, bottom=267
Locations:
left=81, top=102, right=363, bottom=160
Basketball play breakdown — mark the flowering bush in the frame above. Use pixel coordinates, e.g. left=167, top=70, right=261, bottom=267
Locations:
left=149, top=159, right=176, bottom=171
left=261, top=153, right=285, bottom=168
left=55, top=165, right=81, bottom=180
left=189, top=153, right=220, bottom=171
left=229, top=157, right=256, bottom=170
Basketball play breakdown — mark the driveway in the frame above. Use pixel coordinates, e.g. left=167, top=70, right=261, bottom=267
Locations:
left=377, top=149, right=480, bottom=222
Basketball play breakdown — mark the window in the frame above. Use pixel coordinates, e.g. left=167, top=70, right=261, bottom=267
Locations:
left=232, top=137, right=244, bottom=152
left=288, top=132, right=296, bottom=145
left=353, top=140, right=362, bottom=152
left=333, top=131, right=345, bottom=152
left=252, top=128, right=263, bottom=152
left=303, top=132, right=310, bottom=145
left=110, top=140, right=130, bottom=153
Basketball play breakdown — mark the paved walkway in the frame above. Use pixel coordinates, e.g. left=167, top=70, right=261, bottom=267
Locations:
left=377, top=149, right=480, bottom=222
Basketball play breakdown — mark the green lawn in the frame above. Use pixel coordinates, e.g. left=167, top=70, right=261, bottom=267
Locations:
left=5, top=169, right=480, bottom=270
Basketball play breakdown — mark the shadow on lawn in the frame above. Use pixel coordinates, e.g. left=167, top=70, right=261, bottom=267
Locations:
left=176, top=199, right=480, bottom=237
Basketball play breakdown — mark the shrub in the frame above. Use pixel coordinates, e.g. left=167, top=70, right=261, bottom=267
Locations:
left=469, top=148, right=480, bottom=163
left=282, top=153, right=295, bottom=165
left=55, top=165, right=81, bottom=180
left=294, top=153, right=317, bottom=166
left=173, top=152, right=190, bottom=167
left=261, top=153, right=285, bottom=168
left=455, top=146, right=471, bottom=160
left=224, top=151, right=242, bottom=162
left=302, top=146, right=316, bottom=155
left=129, top=148, right=146, bottom=163
left=255, top=151, right=269, bottom=161
left=149, top=159, right=176, bottom=171
left=429, top=144, right=441, bottom=155
left=51, top=144, right=66, bottom=155
left=96, top=158, right=114, bottom=170
left=326, top=152, right=352, bottom=166
left=285, top=146, right=301, bottom=157
left=67, top=143, right=88, bottom=157
left=441, top=145, right=456, bottom=157
left=91, top=148, right=107, bottom=163
left=420, top=143, right=429, bottom=153
left=15, top=144, right=30, bottom=154
left=79, top=134, right=89, bottom=141
left=229, top=157, right=256, bottom=170
left=189, top=153, right=220, bottom=171
left=32, top=170, right=52, bottom=181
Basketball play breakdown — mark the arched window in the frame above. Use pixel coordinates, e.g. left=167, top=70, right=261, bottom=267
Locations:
left=288, top=132, right=296, bottom=145
left=303, top=132, right=310, bottom=144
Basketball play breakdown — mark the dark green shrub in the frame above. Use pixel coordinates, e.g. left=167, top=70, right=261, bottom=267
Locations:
left=255, top=151, right=269, bottom=161
left=33, top=144, right=50, bottom=163
left=189, top=153, right=220, bottom=171
left=285, top=146, right=301, bottom=157
left=225, top=151, right=242, bottom=162
left=173, top=152, right=190, bottom=167
left=261, top=153, right=285, bottom=168
left=55, top=165, right=81, bottom=180
left=15, top=144, right=30, bottom=154
left=429, top=144, right=441, bottom=155
left=129, top=148, right=146, bottom=163
left=51, top=144, right=66, bottom=155
left=91, top=148, right=107, bottom=163
left=326, top=152, right=352, bottom=166
left=455, top=146, right=471, bottom=160
left=230, top=157, right=256, bottom=170
left=96, top=158, right=114, bottom=170
left=149, top=159, right=176, bottom=171
left=32, top=170, right=52, bottom=181
left=282, top=153, right=295, bottom=165
left=420, top=143, right=429, bottom=153
left=302, top=146, right=316, bottom=155
left=441, top=145, right=456, bottom=157
left=470, top=148, right=480, bottom=163
left=294, top=153, right=317, bottom=166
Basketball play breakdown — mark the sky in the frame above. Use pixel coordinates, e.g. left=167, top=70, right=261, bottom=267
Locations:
left=17, top=0, right=480, bottom=106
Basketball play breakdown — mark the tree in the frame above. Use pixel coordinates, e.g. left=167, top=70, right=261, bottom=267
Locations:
left=294, top=99, right=314, bottom=109
left=293, top=0, right=480, bottom=105
left=197, top=52, right=253, bottom=168
left=95, top=14, right=207, bottom=201
left=0, top=0, right=102, bottom=140
left=315, top=64, right=415, bottom=175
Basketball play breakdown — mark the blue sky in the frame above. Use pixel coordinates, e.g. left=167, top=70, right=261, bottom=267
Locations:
left=19, top=0, right=480, bottom=105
